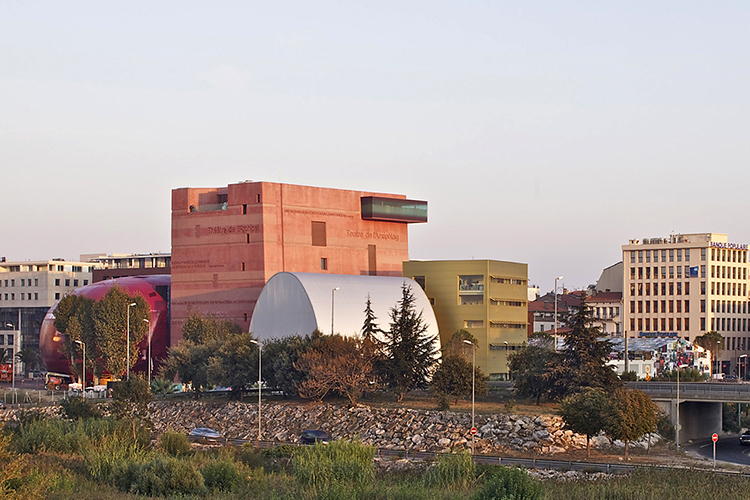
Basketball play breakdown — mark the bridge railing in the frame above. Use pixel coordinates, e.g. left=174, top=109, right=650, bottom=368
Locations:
left=627, top=382, right=750, bottom=399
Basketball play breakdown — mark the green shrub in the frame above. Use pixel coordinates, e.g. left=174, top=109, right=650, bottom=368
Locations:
left=424, top=450, right=475, bottom=490
left=656, top=413, right=675, bottom=441
left=264, top=444, right=298, bottom=459
left=471, top=466, right=541, bottom=500
left=60, top=396, right=103, bottom=420
left=620, top=370, right=638, bottom=381
left=435, top=393, right=451, bottom=410
left=292, top=440, right=375, bottom=489
left=238, top=443, right=265, bottom=468
left=201, top=459, right=241, bottom=491
left=159, top=431, right=191, bottom=456
left=113, top=455, right=206, bottom=496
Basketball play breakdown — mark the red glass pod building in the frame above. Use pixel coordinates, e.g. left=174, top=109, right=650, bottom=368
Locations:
left=40, top=275, right=171, bottom=378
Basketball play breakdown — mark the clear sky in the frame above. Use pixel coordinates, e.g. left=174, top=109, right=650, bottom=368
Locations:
left=2, top=1, right=749, bottom=292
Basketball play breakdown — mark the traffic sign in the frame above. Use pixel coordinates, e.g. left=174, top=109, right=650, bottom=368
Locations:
left=470, top=427, right=477, bottom=436
left=712, top=433, right=719, bottom=442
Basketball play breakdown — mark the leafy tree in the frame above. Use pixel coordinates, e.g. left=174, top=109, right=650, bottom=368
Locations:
left=693, top=331, right=724, bottom=373
left=545, top=302, right=621, bottom=399
left=161, top=313, right=241, bottom=395
left=92, top=285, right=150, bottom=378
left=15, top=348, right=41, bottom=378
left=656, top=368, right=707, bottom=382
left=559, top=388, right=609, bottom=458
left=295, top=334, right=376, bottom=405
left=60, top=396, right=103, bottom=420
left=261, top=333, right=314, bottom=398
left=619, top=370, right=638, bottom=381
left=379, top=284, right=438, bottom=401
left=207, top=331, right=259, bottom=398
left=53, top=294, right=104, bottom=380
left=0, top=349, right=11, bottom=364
left=432, top=354, right=488, bottom=407
left=508, top=334, right=560, bottom=405
left=604, top=388, right=659, bottom=459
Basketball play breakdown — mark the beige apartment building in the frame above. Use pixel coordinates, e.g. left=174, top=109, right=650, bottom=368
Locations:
left=622, top=233, right=749, bottom=374
left=0, top=259, right=97, bottom=372
left=403, top=259, right=528, bottom=380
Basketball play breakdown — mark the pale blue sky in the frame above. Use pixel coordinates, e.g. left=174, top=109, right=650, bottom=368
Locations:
left=2, top=1, right=749, bottom=291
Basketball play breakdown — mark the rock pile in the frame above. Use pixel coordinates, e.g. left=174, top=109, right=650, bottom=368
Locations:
left=149, top=400, right=613, bottom=454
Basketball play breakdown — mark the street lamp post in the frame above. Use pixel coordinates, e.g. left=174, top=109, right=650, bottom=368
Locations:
left=331, top=287, right=340, bottom=335
left=74, top=340, right=85, bottom=398
left=554, top=276, right=563, bottom=351
left=739, top=355, right=747, bottom=428
left=126, top=302, right=136, bottom=381
left=250, top=339, right=262, bottom=441
left=463, top=339, right=476, bottom=455
left=144, top=319, right=151, bottom=386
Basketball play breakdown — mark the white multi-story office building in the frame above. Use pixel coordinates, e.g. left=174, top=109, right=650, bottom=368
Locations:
left=0, top=259, right=98, bottom=372
left=622, top=233, right=749, bottom=375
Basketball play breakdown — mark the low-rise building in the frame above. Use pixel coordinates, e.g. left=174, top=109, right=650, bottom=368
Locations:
left=402, top=259, right=528, bottom=380
left=0, top=258, right=98, bottom=373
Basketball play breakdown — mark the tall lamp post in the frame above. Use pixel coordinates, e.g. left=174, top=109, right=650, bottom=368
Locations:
left=74, top=340, right=85, bottom=398
left=249, top=339, right=262, bottom=441
left=554, top=276, right=563, bottom=351
left=126, top=302, right=136, bottom=381
left=331, top=287, right=340, bottom=335
left=676, top=363, right=688, bottom=449
left=144, top=319, right=151, bottom=386
left=463, top=339, right=476, bottom=455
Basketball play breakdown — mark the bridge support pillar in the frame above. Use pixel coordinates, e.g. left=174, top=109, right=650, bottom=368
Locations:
left=656, top=400, right=722, bottom=445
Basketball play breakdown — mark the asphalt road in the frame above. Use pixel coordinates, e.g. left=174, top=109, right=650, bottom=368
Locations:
left=686, top=434, right=750, bottom=466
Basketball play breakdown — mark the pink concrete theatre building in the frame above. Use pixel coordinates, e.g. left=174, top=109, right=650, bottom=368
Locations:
left=170, top=180, right=427, bottom=343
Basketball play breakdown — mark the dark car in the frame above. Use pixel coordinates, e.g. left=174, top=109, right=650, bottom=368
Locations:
left=300, top=429, right=329, bottom=445
left=739, top=430, right=750, bottom=445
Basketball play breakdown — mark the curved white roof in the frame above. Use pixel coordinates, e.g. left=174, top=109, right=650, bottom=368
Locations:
left=249, top=272, right=440, bottom=349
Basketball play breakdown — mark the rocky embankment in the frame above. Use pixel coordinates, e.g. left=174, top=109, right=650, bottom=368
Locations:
left=0, top=400, right=657, bottom=455
left=150, top=400, right=618, bottom=454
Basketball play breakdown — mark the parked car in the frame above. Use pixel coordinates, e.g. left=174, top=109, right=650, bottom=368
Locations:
left=739, top=430, right=750, bottom=445
left=189, top=427, right=224, bottom=443
left=300, top=429, right=329, bottom=445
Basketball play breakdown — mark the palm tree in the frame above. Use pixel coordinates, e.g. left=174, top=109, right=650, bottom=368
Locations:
left=0, top=348, right=11, bottom=364
left=15, top=348, right=41, bottom=378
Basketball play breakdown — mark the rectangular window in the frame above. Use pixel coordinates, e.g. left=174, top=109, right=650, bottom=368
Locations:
left=654, top=267, right=659, bottom=279
left=638, top=318, right=643, bottom=331
left=34, top=293, right=38, bottom=300
left=55, top=292, right=60, bottom=299
left=662, top=250, right=667, bottom=262
left=638, top=301, right=643, bottom=313
left=677, top=318, right=682, bottom=331
left=311, top=221, right=327, bottom=247
left=630, top=318, right=635, bottom=331
left=685, top=249, right=690, bottom=261
left=676, top=300, right=682, bottom=313
left=646, top=267, right=651, bottom=279
left=55, top=279, right=60, bottom=286
left=464, top=320, right=484, bottom=328
left=645, top=318, right=650, bottom=331
left=242, top=204, right=247, bottom=215
left=645, top=301, right=651, bottom=313
left=645, top=251, right=651, bottom=263
left=638, top=267, right=643, bottom=279
left=701, top=248, right=707, bottom=261
left=684, top=300, right=690, bottom=313
left=10, top=280, right=14, bottom=287
left=669, top=249, right=674, bottom=262
left=630, top=268, right=636, bottom=279
left=630, top=301, right=635, bottom=313
left=638, top=251, right=643, bottom=263
left=677, top=267, right=682, bottom=279
left=360, top=196, right=428, bottom=223
left=459, top=275, right=484, bottom=305
left=83, top=280, right=88, bottom=285
left=677, top=282, right=682, bottom=295
left=662, top=266, right=667, bottom=278
left=701, top=281, right=706, bottom=294
left=320, top=258, right=327, bottom=270
left=630, top=251, right=636, bottom=264
left=701, top=265, right=706, bottom=278
left=701, top=317, right=706, bottom=330
left=73, top=279, right=79, bottom=286
left=677, top=249, right=682, bottom=262
left=653, top=300, right=658, bottom=313
left=661, top=283, right=667, bottom=295
left=669, top=318, right=674, bottom=330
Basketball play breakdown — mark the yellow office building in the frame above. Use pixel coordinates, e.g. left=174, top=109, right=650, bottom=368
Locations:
left=403, top=260, right=529, bottom=380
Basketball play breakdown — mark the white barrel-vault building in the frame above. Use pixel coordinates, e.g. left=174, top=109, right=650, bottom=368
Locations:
left=249, top=272, right=440, bottom=350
